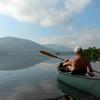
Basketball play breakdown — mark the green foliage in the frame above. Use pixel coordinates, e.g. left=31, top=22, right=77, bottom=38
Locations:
left=83, top=47, right=100, bottom=62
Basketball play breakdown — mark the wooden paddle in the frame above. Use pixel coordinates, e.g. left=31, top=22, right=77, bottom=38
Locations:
left=40, top=51, right=64, bottom=61
left=40, top=51, right=100, bottom=75
left=93, top=70, right=100, bottom=74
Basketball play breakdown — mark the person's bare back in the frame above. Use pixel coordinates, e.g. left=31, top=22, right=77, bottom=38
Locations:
left=63, top=47, right=93, bottom=75
left=73, top=56, right=88, bottom=71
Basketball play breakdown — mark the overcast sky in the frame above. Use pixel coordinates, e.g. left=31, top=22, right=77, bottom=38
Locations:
left=0, top=0, right=100, bottom=48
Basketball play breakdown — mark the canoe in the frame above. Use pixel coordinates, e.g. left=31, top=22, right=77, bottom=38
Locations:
left=58, top=81, right=98, bottom=100
left=57, top=64, right=100, bottom=98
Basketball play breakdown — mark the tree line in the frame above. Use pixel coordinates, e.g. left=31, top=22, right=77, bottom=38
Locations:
left=83, top=47, right=100, bottom=62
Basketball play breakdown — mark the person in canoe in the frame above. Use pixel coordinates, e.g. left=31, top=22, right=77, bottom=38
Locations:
left=62, top=47, right=93, bottom=75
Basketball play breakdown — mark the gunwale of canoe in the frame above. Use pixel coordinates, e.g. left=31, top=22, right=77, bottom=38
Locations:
left=57, top=69, right=100, bottom=98
left=58, top=70, right=100, bottom=80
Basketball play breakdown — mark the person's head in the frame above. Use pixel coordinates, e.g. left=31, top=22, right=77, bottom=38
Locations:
left=74, top=47, right=83, bottom=55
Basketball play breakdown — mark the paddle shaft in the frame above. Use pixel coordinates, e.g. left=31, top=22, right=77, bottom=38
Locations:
left=56, top=57, right=64, bottom=61
left=40, top=51, right=100, bottom=74
left=93, top=70, right=100, bottom=74
left=40, top=51, right=64, bottom=61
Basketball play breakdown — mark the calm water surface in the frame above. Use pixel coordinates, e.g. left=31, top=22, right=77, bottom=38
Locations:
left=0, top=55, right=99, bottom=100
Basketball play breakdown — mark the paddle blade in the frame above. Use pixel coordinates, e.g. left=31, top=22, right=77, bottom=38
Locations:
left=40, top=51, right=57, bottom=58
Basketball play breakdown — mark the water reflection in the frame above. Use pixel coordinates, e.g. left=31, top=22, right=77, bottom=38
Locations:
left=0, top=57, right=99, bottom=100
left=57, top=81, right=99, bottom=100
left=0, top=61, right=60, bottom=100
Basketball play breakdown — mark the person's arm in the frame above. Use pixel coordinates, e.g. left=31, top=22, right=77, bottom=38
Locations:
left=63, top=59, right=72, bottom=66
left=64, top=59, right=69, bottom=62
left=87, top=63, right=93, bottom=73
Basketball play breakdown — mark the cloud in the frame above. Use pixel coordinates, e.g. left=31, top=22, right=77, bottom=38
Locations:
left=0, top=0, right=90, bottom=26
left=39, top=29, right=100, bottom=49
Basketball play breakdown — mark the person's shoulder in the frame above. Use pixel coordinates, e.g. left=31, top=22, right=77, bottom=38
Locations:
left=73, top=57, right=79, bottom=61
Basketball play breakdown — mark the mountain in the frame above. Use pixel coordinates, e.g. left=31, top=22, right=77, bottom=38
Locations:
left=0, top=37, right=53, bottom=70
left=44, top=44, right=72, bottom=51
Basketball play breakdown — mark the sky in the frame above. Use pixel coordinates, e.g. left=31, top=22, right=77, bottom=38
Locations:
left=0, top=0, right=100, bottom=49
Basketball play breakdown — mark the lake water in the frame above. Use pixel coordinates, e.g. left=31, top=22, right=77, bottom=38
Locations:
left=0, top=55, right=100, bottom=100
